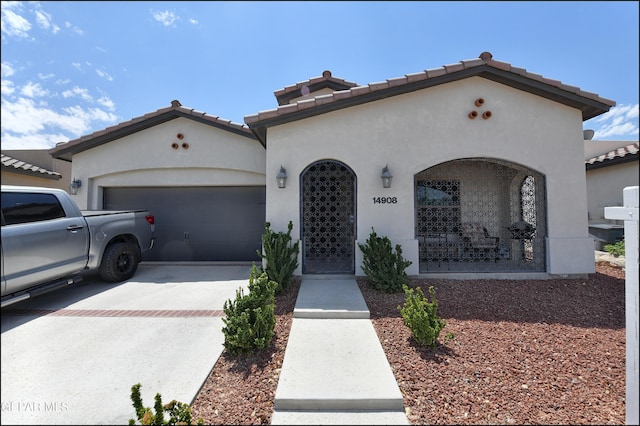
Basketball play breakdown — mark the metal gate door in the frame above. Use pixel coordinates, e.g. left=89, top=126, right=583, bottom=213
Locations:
left=301, top=160, right=356, bottom=274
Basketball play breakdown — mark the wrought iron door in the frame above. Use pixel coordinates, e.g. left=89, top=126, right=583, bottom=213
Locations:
left=301, top=160, right=356, bottom=274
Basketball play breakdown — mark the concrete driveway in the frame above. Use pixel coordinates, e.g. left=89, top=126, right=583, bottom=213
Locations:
left=1, top=263, right=253, bottom=425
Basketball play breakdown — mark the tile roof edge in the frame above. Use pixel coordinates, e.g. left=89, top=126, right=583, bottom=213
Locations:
left=0, top=153, right=61, bottom=176
left=586, top=142, right=640, bottom=164
left=274, top=70, right=359, bottom=96
left=52, top=101, right=253, bottom=151
left=245, top=51, right=616, bottom=126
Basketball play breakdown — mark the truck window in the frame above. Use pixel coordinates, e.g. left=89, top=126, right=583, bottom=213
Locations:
left=1, top=192, right=67, bottom=225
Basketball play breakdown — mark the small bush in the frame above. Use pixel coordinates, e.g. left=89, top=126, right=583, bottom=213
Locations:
left=129, top=383, right=203, bottom=425
left=398, top=284, right=446, bottom=348
left=604, top=239, right=625, bottom=257
left=358, top=227, right=412, bottom=293
left=258, top=221, right=300, bottom=294
left=221, top=265, right=277, bottom=356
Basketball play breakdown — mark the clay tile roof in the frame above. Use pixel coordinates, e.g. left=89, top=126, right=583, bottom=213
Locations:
left=1, top=153, right=61, bottom=180
left=586, top=142, right=639, bottom=170
left=49, top=100, right=256, bottom=161
left=274, top=70, right=358, bottom=96
left=244, top=51, right=616, bottom=146
left=274, top=70, right=359, bottom=106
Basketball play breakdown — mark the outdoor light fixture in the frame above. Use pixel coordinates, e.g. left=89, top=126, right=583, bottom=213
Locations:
left=381, top=165, right=393, bottom=188
left=276, top=166, right=287, bottom=189
left=69, top=178, right=82, bottom=195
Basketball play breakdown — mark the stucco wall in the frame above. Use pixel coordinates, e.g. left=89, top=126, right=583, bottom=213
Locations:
left=587, top=161, right=640, bottom=223
left=0, top=171, right=63, bottom=188
left=265, top=77, right=593, bottom=276
left=70, top=117, right=266, bottom=209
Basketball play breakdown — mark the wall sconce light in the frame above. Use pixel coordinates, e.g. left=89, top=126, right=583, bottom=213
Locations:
left=381, top=165, right=393, bottom=188
left=69, top=178, right=82, bottom=195
left=276, top=166, right=287, bottom=189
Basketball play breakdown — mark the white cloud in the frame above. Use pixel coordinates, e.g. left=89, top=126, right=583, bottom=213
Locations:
left=1, top=61, right=16, bottom=77
left=1, top=96, right=119, bottom=149
left=151, top=10, right=179, bottom=27
left=189, top=18, right=199, bottom=25
left=62, top=86, right=93, bottom=102
left=1, top=78, right=15, bottom=95
left=588, top=103, right=640, bottom=140
left=96, top=69, right=114, bottom=81
left=1, top=2, right=32, bottom=38
left=20, top=81, right=48, bottom=97
left=64, top=20, right=83, bottom=36
left=96, top=96, right=115, bottom=110
left=0, top=131, right=69, bottom=150
left=34, top=8, right=59, bottom=34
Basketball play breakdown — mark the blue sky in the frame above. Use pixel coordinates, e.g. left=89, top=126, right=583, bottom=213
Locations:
left=1, top=1, right=638, bottom=150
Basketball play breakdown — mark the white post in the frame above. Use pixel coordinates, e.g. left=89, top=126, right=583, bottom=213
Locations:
left=605, top=186, right=639, bottom=426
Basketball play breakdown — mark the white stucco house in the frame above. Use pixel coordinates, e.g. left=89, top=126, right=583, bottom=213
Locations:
left=49, top=52, right=616, bottom=278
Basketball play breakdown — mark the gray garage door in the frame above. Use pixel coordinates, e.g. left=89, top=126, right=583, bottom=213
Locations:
left=104, top=186, right=265, bottom=262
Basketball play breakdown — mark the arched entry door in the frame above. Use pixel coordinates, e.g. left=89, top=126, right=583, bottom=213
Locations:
left=301, top=160, right=356, bottom=274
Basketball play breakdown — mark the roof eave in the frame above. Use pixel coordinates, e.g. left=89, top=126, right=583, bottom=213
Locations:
left=2, top=165, right=62, bottom=180
left=50, top=110, right=257, bottom=161
left=586, top=152, right=639, bottom=170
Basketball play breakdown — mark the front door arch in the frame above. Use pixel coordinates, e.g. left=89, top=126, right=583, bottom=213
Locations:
left=301, top=160, right=356, bottom=274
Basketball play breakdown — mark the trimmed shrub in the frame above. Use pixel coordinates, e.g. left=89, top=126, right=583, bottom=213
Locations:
left=258, top=221, right=300, bottom=294
left=398, top=284, right=446, bottom=348
left=358, top=227, right=412, bottom=293
left=221, top=265, right=277, bottom=356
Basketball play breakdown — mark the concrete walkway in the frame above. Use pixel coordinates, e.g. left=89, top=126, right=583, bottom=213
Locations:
left=271, top=276, right=409, bottom=425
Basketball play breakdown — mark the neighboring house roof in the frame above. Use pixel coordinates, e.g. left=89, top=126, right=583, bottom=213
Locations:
left=49, top=100, right=256, bottom=162
left=1, top=153, right=61, bottom=180
left=245, top=51, right=616, bottom=145
left=585, top=142, right=639, bottom=170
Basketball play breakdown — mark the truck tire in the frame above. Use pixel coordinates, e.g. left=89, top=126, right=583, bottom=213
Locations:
left=99, top=242, right=140, bottom=282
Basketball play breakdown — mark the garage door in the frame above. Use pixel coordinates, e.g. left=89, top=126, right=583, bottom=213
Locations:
left=104, top=187, right=265, bottom=262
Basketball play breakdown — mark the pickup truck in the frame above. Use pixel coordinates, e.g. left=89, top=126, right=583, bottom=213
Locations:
left=1, top=185, right=156, bottom=308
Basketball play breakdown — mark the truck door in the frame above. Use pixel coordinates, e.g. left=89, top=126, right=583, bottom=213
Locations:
left=1, top=191, right=90, bottom=295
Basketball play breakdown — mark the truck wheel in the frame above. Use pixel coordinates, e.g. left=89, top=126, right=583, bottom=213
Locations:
left=99, top=242, right=140, bottom=282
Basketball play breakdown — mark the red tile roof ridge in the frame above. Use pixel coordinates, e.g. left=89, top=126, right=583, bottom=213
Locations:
left=273, top=70, right=359, bottom=97
left=245, top=51, right=616, bottom=125
left=69, top=101, right=251, bottom=144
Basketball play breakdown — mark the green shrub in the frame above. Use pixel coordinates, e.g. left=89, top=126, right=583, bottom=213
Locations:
left=604, top=239, right=625, bottom=257
left=221, top=265, right=277, bottom=356
left=258, top=221, right=300, bottom=294
left=129, top=383, right=203, bottom=425
left=358, top=227, right=412, bottom=293
left=398, top=284, right=446, bottom=348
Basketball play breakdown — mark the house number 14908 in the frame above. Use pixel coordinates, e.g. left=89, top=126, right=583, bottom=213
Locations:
left=372, top=197, right=398, bottom=204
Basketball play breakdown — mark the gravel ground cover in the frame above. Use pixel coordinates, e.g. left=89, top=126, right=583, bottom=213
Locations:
left=191, top=263, right=626, bottom=425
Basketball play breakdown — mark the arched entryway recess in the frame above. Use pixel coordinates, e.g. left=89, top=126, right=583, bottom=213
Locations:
left=415, top=158, right=547, bottom=273
left=300, top=159, right=356, bottom=274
